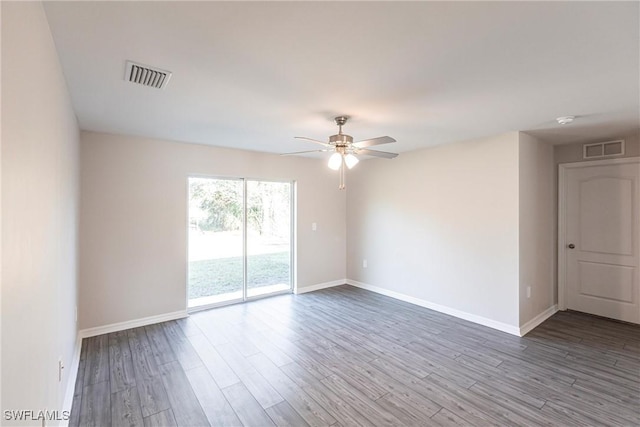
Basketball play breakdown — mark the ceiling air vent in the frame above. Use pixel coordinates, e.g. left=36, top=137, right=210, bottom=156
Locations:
left=124, top=60, right=172, bottom=89
left=583, top=140, right=625, bottom=159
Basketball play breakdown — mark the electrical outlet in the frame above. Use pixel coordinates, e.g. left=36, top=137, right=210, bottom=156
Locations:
left=363, top=259, right=368, bottom=268
left=312, top=222, right=317, bottom=231
left=526, top=286, right=531, bottom=298
left=58, top=358, right=64, bottom=382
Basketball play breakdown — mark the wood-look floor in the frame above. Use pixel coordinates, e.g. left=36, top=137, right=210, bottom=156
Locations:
left=70, top=285, right=640, bottom=426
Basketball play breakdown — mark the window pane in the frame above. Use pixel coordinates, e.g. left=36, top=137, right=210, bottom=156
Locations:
left=246, top=180, right=292, bottom=298
left=188, top=177, right=244, bottom=307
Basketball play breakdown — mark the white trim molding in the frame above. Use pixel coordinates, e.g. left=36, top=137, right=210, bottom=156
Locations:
left=294, top=279, right=346, bottom=295
left=346, top=279, right=522, bottom=336
left=60, top=335, right=83, bottom=427
left=558, top=156, right=640, bottom=311
left=78, top=310, right=188, bottom=339
left=519, top=305, right=558, bottom=336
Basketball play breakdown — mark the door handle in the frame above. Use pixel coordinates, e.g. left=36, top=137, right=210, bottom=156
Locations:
left=567, top=243, right=575, bottom=249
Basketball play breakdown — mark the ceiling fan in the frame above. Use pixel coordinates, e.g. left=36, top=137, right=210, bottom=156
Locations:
left=283, top=116, right=398, bottom=189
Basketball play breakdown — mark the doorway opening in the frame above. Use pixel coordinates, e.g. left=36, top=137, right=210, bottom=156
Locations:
left=187, top=177, right=294, bottom=309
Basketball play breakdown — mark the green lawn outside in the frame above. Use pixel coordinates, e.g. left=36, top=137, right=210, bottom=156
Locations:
left=188, top=251, right=290, bottom=299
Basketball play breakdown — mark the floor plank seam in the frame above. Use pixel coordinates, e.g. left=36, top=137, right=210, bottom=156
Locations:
left=71, top=286, right=640, bottom=427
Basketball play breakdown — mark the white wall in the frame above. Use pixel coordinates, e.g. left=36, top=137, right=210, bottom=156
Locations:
left=1, top=1, right=79, bottom=421
left=0, top=0, right=4, bottom=409
left=0, top=0, right=4, bottom=413
left=347, top=132, right=521, bottom=328
left=79, top=132, right=346, bottom=329
left=519, top=133, right=555, bottom=325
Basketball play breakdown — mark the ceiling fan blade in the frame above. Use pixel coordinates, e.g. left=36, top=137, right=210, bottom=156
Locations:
left=280, top=149, right=330, bottom=156
left=355, top=148, right=399, bottom=159
left=353, top=136, right=396, bottom=148
left=295, top=136, right=332, bottom=147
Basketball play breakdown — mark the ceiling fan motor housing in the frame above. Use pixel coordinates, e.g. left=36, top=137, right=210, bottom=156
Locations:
left=329, top=134, right=353, bottom=146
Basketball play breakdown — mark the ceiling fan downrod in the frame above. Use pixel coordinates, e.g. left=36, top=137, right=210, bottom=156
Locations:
left=335, top=116, right=348, bottom=135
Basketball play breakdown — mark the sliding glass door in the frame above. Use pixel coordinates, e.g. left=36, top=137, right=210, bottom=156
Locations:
left=246, top=180, right=292, bottom=298
left=188, top=177, right=293, bottom=308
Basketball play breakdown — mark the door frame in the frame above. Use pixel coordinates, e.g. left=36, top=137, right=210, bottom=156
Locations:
left=557, top=156, right=640, bottom=311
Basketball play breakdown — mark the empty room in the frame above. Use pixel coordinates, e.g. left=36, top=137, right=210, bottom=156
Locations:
left=2, top=1, right=639, bottom=426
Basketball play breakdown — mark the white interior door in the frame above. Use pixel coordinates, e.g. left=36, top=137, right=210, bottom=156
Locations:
left=561, top=158, right=640, bottom=323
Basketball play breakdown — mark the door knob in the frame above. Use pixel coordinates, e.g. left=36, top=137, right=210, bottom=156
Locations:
left=567, top=243, right=575, bottom=249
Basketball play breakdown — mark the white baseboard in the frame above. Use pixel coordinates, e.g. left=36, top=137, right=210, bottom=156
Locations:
left=295, top=279, right=346, bottom=295
left=60, top=334, right=82, bottom=427
left=519, top=305, right=558, bottom=336
left=78, top=310, right=188, bottom=339
left=346, top=279, right=522, bottom=336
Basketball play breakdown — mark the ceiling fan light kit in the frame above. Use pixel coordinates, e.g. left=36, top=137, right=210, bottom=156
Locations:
left=344, top=153, right=359, bottom=169
left=283, top=116, right=398, bottom=189
left=328, top=152, right=343, bottom=170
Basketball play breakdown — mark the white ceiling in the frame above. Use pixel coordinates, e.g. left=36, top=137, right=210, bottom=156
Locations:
left=43, top=1, right=639, bottom=155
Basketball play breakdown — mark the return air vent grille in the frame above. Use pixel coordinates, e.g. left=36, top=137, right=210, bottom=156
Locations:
left=583, top=140, right=625, bottom=159
left=124, top=61, right=172, bottom=89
